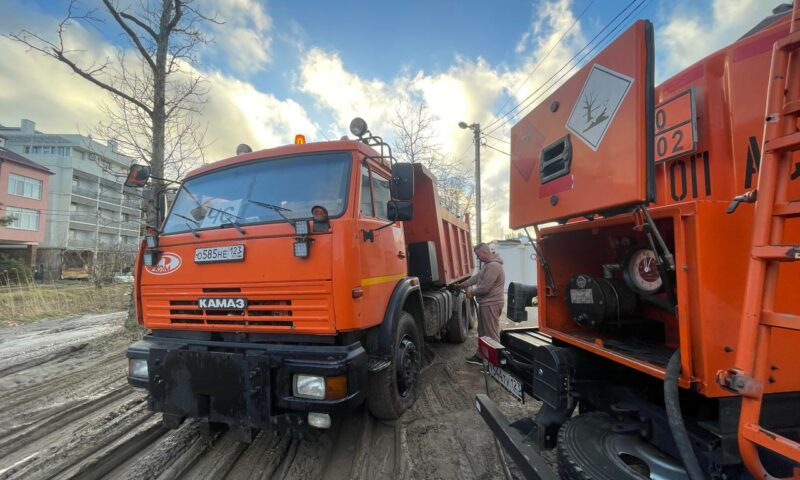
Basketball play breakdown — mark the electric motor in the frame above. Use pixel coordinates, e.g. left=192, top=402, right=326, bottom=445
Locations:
left=565, top=274, right=637, bottom=329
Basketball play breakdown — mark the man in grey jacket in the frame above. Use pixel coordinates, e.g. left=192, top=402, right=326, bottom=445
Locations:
left=458, top=243, right=505, bottom=365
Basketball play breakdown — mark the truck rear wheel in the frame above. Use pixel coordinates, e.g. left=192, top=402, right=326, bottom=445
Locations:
left=467, top=297, right=478, bottom=330
left=445, top=293, right=469, bottom=343
left=557, top=413, right=688, bottom=480
left=367, top=311, right=421, bottom=420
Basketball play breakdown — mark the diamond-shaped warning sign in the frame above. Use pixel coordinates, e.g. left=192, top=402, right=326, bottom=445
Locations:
left=566, top=64, right=633, bottom=151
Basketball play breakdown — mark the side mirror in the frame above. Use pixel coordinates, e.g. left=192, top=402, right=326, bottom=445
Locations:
left=388, top=200, right=413, bottom=221
left=390, top=163, right=414, bottom=201
left=124, top=164, right=151, bottom=188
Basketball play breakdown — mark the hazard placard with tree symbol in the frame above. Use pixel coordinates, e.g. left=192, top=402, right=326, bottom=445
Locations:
left=566, top=64, right=634, bottom=151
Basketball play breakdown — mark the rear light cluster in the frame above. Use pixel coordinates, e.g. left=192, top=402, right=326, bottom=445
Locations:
left=478, top=336, right=507, bottom=366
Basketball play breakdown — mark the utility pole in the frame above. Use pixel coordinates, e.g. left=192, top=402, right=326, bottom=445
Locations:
left=459, top=121, right=482, bottom=244
left=472, top=123, right=481, bottom=244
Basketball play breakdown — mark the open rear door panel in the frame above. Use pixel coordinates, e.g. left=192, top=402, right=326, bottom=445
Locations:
left=509, top=20, right=654, bottom=228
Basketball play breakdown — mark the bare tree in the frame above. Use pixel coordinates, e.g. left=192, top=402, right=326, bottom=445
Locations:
left=7, top=0, right=217, bottom=225
left=392, top=100, right=474, bottom=218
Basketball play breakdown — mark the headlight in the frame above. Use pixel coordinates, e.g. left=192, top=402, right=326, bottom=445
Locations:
left=294, top=374, right=325, bottom=399
left=129, top=358, right=148, bottom=378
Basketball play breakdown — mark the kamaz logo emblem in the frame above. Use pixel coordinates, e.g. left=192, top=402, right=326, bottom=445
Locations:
left=198, top=297, right=247, bottom=309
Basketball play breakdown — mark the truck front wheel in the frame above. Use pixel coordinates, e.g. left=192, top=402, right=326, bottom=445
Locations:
left=367, top=311, right=421, bottom=420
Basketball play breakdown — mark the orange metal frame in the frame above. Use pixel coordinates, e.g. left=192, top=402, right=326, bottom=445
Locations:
left=718, top=1, right=800, bottom=475
left=509, top=5, right=800, bottom=476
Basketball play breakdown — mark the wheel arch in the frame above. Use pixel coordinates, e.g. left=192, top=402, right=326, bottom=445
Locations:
left=366, top=277, right=424, bottom=357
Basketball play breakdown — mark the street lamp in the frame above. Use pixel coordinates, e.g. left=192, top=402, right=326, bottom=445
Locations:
left=459, top=121, right=481, bottom=244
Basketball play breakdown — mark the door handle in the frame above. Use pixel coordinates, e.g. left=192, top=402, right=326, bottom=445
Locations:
left=398, top=251, right=406, bottom=258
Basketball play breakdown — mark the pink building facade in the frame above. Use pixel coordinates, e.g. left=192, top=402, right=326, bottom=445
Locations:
left=0, top=146, right=53, bottom=264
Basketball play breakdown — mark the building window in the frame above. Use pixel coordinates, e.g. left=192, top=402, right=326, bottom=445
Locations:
left=23, top=146, right=30, bottom=154
left=8, top=173, right=42, bottom=199
left=4, top=207, right=39, bottom=231
left=32, top=146, right=42, bottom=154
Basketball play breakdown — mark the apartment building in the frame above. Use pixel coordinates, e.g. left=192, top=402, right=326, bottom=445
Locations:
left=0, top=142, right=53, bottom=266
left=0, top=119, right=142, bottom=278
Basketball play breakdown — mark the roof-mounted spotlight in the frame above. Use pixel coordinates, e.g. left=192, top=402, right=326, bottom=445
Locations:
left=236, top=143, right=253, bottom=155
left=349, top=117, right=369, bottom=138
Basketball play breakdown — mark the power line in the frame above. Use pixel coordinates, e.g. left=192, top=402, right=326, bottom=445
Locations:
left=481, top=142, right=510, bottom=156
left=484, top=0, right=643, bottom=137
left=493, top=0, right=652, bottom=135
left=482, top=133, right=510, bottom=144
left=483, top=0, right=597, bottom=132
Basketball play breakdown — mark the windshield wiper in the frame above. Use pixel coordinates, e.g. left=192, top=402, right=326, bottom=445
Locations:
left=173, top=213, right=201, bottom=238
left=246, top=199, right=294, bottom=224
left=208, top=207, right=246, bottom=235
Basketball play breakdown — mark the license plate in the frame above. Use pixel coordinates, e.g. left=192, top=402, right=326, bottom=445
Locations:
left=194, top=245, right=244, bottom=263
left=198, top=297, right=248, bottom=309
left=488, top=364, right=524, bottom=402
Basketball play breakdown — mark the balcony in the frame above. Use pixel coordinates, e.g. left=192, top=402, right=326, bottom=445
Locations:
left=122, top=198, right=142, bottom=209
left=67, top=238, right=96, bottom=249
left=72, top=186, right=98, bottom=199
left=69, top=213, right=97, bottom=224
left=120, top=221, right=141, bottom=231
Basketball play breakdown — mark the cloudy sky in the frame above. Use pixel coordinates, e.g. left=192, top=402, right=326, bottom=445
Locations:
left=0, top=0, right=779, bottom=239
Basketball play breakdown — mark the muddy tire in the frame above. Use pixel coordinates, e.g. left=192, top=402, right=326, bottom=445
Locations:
left=558, top=413, right=683, bottom=480
left=445, top=293, right=469, bottom=343
left=467, top=297, right=478, bottom=330
left=367, top=311, right=421, bottom=420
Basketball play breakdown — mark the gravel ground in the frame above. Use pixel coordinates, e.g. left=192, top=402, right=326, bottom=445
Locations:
left=0, top=310, right=550, bottom=480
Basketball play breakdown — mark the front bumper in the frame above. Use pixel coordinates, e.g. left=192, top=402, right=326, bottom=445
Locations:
left=126, top=334, right=367, bottom=432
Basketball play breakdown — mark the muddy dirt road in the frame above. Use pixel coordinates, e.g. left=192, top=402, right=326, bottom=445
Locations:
left=0, top=312, right=543, bottom=480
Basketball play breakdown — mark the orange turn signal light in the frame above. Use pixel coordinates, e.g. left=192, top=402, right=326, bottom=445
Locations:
left=325, top=375, right=348, bottom=400
left=295, top=134, right=306, bottom=144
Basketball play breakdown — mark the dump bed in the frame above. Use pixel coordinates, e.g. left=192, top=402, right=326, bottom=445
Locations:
left=403, top=163, right=474, bottom=285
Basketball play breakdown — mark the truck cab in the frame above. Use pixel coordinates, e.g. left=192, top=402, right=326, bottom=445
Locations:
left=126, top=123, right=474, bottom=438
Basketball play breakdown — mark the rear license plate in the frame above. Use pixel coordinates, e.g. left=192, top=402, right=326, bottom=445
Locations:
left=194, top=245, right=244, bottom=263
left=488, top=364, right=524, bottom=402
left=199, top=297, right=247, bottom=309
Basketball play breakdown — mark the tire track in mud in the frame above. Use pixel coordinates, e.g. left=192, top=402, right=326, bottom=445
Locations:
left=0, top=314, right=531, bottom=480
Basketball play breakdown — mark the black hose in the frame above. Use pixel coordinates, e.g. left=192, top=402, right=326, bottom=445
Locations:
left=664, top=350, right=706, bottom=480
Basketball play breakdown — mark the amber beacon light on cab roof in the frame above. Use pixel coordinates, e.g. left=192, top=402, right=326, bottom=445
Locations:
left=123, top=117, right=476, bottom=438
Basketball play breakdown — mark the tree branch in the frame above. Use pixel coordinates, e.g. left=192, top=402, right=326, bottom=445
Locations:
left=54, top=49, right=153, bottom=115
left=101, top=0, right=156, bottom=72
left=167, top=0, right=183, bottom=32
left=119, top=11, right=157, bottom=40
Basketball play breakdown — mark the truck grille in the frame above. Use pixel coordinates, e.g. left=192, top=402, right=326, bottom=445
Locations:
left=140, top=282, right=335, bottom=333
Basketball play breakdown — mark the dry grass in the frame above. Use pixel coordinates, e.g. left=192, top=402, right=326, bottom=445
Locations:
left=0, top=281, right=132, bottom=326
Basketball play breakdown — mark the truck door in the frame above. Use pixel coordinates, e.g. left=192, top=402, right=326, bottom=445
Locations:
left=358, top=162, right=407, bottom=327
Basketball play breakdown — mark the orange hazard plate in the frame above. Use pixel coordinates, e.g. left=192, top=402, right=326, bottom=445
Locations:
left=509, top=20, right=654, bottom=228
left=654, top=89, right=697, bottom=163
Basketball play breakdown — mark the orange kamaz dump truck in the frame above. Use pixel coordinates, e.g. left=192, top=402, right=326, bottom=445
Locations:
left=124, top=119, right=474, bottom=439
left=477, top=4, right=800, bottom=480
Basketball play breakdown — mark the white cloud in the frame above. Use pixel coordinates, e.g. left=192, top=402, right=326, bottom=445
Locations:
left=0, top=1, right=314, bottom=168
left=294, top=0, right=590, bottom=240
left=657, top=0, right=775, bottom=79
left=201, top=0, right=274, bottom=74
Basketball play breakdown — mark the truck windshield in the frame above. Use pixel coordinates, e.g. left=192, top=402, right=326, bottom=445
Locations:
left=162, top=151, right=352, bottom=234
